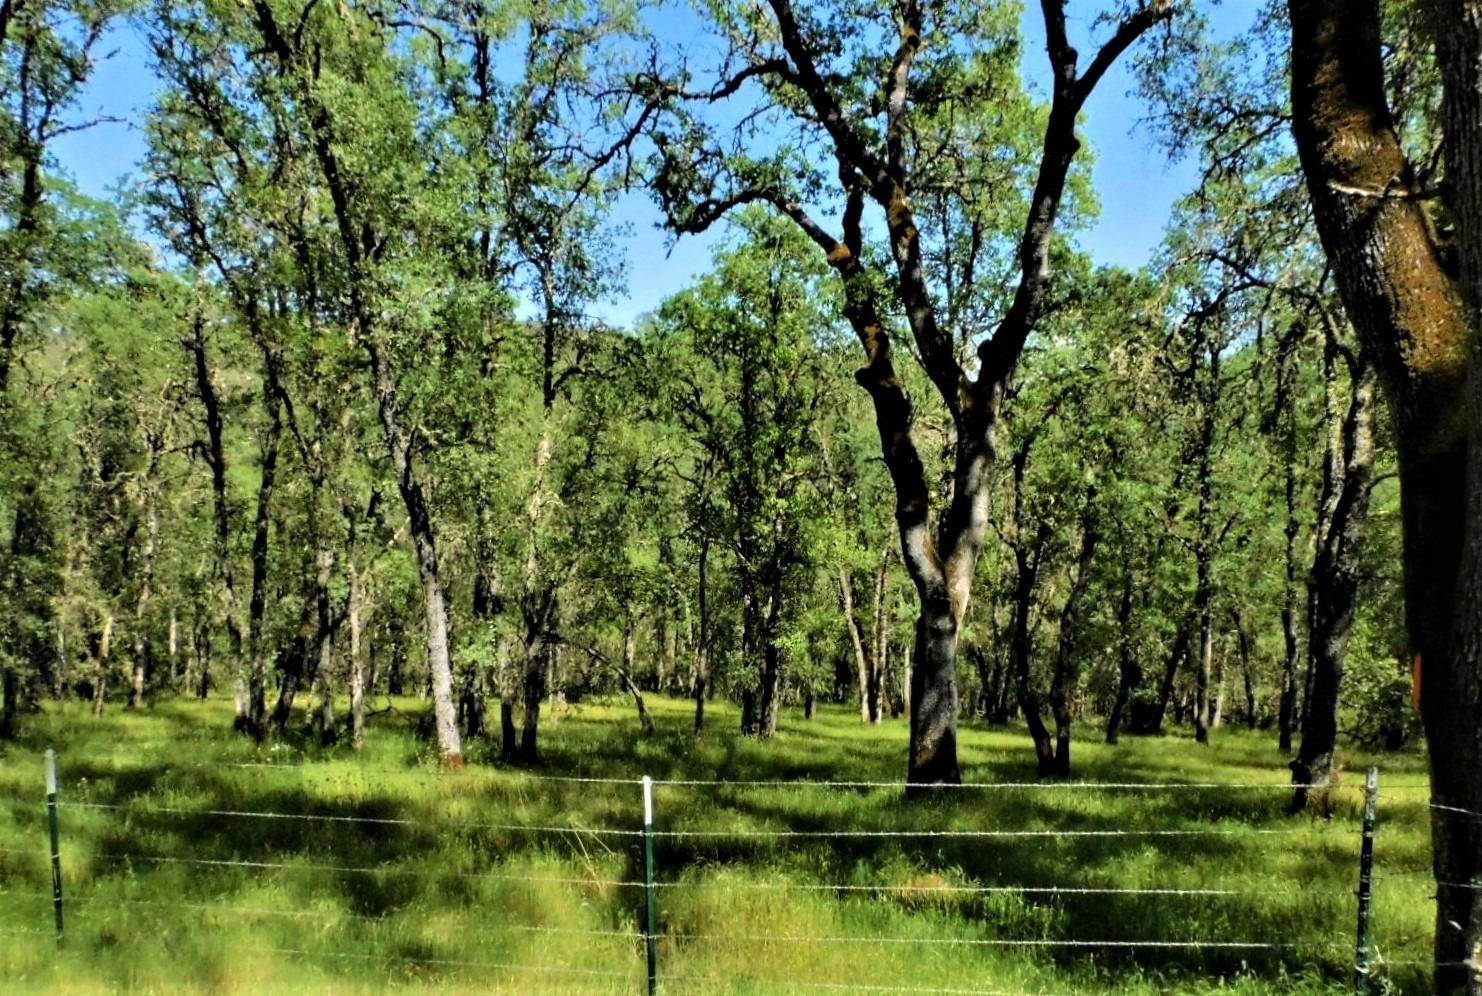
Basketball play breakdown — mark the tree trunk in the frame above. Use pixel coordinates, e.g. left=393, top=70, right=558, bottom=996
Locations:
left=1290, top=2, right=1475, bottom=985
left=870, top=551, right=888, bottom=724
left=367, top=343, right=461, bottom=765
left=840, top=567, right=873, bottom=723
left=168, top=606, right=179, bottom=689
left=313, top=624, right=336, bottom=746
left=1192, top=346, right=1218, bottom=745
left=91, top=612, right=114, bottom=716
left=128, top=480, right=161, bottom=710
left=693, top=534, right=710, bottom=737
left=349, top=565, right=366, bottom=750
left=1047, top=508, right=1098, bottom=776
left=238, top=386, right=282, bottom=740
left=0, top=666, right=16, bottom=739
left=1291, top=356, right=1376, bottom=813
left=185, top=316, right=245, bottom=727
left=1130, top=620, right=1188, bottom=735
left=1106, top=568, right=1138, bottom=744
left=1232, top=610, right=1256, bottom=730
left=1278, top=385, right=1303, bottom=750
left=754, top=594, right=785, bottom=737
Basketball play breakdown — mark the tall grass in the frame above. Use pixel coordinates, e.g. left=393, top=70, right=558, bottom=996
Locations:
left=0, top=695, right=1435, bottom=993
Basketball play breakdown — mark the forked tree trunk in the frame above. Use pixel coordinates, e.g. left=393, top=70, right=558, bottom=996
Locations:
left=671, top=1, right=1169, bottom=790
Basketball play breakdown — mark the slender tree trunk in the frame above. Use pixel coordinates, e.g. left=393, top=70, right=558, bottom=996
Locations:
left=313, top=624, right=336, bottom=745
left=91, top=612, right=114, bottom=716
left=1106, top=568, right=1138, bottom=744
left=349, top=565, right=366, bottom=750
left=869, top=550, right=889, bottom=723
left=693, top=534, right=710, bottom=737
left=242, top=395, right=281, bottom=740
left=1278, top=393, right=1303, bottom=750
left=1232, top=610, right=1256, bottom=730
left=1193, top=347, right=1218, bottom=745
left=128, top=480, right=160, bottom=710
left=1291, top=359, right=1376, bottom=813
left=840, top=567, right=873, bottom=723
left=367, top=344, right=462, bottom=765
left=185, top=316, right=245, bottom=727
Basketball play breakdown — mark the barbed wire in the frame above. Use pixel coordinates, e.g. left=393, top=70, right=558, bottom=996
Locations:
left=650, top=880, right=1354, bottom=898
left=88, top=850, right=644, bottom=887
left=56, top=801, right=644, bottom=837
left=659, top=972, right=1044, bottom=995
left=242, top=945, right=638, bottom=978
left=665, top=930, right=1292, bottom=950
left=650, top=826, right=1317, bottom=839
left=652, top=778, right=1350, bottom=791
left=0, top=890, right=638, bottom=936
left=1430, top=802, right=1482, bottom=820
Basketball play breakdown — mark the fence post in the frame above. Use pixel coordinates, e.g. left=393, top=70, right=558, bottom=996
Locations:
left=45, top=748, right=63, bottom=942
left=642, top=775, right=658, bottom=995
left=1354, top=765, right=1378, bottom=994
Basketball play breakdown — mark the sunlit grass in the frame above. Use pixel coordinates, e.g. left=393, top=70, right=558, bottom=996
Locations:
left=0, top=694, right=1434, bottom=993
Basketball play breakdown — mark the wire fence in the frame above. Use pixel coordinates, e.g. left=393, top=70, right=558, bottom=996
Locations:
left=0, top=753, right=1447, bottom=994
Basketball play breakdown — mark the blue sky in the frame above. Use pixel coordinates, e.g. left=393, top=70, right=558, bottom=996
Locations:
left=54, top=2, right=1253, bottom=327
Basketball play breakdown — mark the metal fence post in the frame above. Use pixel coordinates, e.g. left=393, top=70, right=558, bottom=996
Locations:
left=1354, top=766, right=1378, bottom=994
left=45, top=748, right=63, bottom=942
left=642, top=775, right=658, bottom=995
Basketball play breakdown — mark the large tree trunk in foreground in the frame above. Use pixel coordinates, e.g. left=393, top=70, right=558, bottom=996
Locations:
left=1290, top=0, right=1474, bottom=986
left=1426, top=2, right=1482, bottom=989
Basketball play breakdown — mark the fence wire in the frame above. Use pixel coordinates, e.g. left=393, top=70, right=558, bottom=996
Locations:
left=0, top=758, right=1424, bottom=991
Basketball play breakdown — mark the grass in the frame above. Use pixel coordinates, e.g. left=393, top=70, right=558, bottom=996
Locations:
left=0, top=693, right=1439, bottom=994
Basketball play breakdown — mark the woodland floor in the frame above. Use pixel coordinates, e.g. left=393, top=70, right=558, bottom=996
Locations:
left=0, top=693, right=1438, bottom=994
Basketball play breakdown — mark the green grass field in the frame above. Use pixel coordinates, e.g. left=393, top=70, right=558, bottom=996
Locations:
left=0, top=695, right=1440, bottom=994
